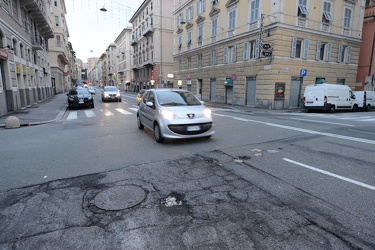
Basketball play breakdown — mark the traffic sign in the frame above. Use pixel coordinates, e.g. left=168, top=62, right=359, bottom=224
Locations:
left=231, top=74, right=237, bottom=80
left=300, top=69, right=307, bottom=77
left=263, top=44, right=271, bottom=49
left=262, top=50, right=272, bottom=57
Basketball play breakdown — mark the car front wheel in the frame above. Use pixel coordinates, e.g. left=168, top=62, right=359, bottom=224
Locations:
left=154, top=123, right=164, bottom=143
left=137, top=115, right=144, bottom=130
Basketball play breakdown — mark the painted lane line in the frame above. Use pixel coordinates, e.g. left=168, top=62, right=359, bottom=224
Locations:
left=290, top=118, right=354, bottom=127
left=104, top=111, right=114, bottom=116
left=116, top=108, right=132, bottom=115
left=283, top=158, right=375, bottom=191
left=211, top=113, right=375, bottom=145
left=129, top=108, right=139, bottom=112
left=66, top=111, right=77, bottom=120
left=347, top=129, right=375, bottom=136
left=84, top=110, right=96, bottom=118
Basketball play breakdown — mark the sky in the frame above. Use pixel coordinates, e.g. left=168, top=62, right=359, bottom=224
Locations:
left=64, top=0, right=144, bottom=63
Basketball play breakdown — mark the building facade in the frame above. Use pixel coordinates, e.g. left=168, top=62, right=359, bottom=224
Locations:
left=173, top=0, right=364, bottom=109
left=0, top=0, right=54, bottom=116
left=114, top=28, right=133, bottom=92
left=129, top=0, right=175, bottom=92
left=48, top=0, right=72, bottom=94
left=356, top=0, right=375, bottom=91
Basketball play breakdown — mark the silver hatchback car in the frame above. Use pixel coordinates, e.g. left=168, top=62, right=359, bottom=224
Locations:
left=137, top=89, right=214, bottom=143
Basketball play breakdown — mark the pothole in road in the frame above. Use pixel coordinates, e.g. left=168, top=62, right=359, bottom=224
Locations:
left=91, top=185, right=146, bottom=211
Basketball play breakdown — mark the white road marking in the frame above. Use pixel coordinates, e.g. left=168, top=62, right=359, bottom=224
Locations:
left=84, top=110, right=96, bottom=118
left=129, top=108, right=138, bottom=112
left=283, top=158, right=375, bottom=191
left=212, top=113, right=375, bottom=145
left=104, top=111, right=114, bottom=116
left=116, top=108, right=132, bottom=115
left=66, top=111, right=77, bottom=120
left=290, top=118, right=354, bottom=127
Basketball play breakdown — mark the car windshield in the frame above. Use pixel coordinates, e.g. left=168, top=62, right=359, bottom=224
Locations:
left=104, top=87, right=118, bottom=91
left=70, top=89, right=89, bottom=95
left=156, top=91, right=201, bottom=106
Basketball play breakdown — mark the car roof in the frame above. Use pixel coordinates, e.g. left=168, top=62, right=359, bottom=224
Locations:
left=147, top=88, right=189, bottom=93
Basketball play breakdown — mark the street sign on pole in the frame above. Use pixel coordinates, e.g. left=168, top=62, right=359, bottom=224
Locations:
left=300, top=69, right=307, bottom=77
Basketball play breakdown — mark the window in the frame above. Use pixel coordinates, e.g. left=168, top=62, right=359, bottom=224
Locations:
left=322, top=1, right=332, bottom=23
left=291, top=37, right=308, bottom=59
left=56, top=35, right=61, bottom=46
left=177, top=13, right=184, bottom=26
left=228, top=9, right=236, bottom=31
left=187, top=57, right=192, bottom=68
left=198, top=54, right=203, bottom=67
left=211, top=18, right=218, bottom=41
left=344, top=8, right=352, bottom=29
left=211, top=50, right=217, bottom=65
left=20, top=43, right=24, bottom=59
left=197, top=0, right=206, bottom=15
left=179, top=59, right=182, bottom=70
left=187, top=30, right=192, bottom=48
left=315, top=41, right=325, bottom=61
left=250, top=0, right=260, bottom=22
left=298, top=0, right=309, bottom=17
left=198, top=25, right=203, bottom=44
left=243, top=42, right=249, bottom=60
left=54, top=0, right=58, bottom=7
left=250, top=40, right=260, bottom=59
left=178, top=35, right=182, bottom=52
left=338, top=45, right=352, bottom=63
left=229, top=45, right=237, bottom=63
left=186, top=5, right=194, bottom=21
left=55, top=16, right=59, bottom=26
left=223, top=47, right=228, bottom=63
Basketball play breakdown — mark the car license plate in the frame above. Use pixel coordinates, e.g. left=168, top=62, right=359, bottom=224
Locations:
left=79, top=99, right=84, bottom=104
left=187, top=125, right=200, bottom=131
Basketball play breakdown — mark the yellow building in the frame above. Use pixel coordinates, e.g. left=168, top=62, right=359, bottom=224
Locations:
left=173, top=0, right=364, bottom=109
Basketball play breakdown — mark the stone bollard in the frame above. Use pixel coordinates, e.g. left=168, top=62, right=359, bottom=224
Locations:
left=5, top=116, right=20, bottom=129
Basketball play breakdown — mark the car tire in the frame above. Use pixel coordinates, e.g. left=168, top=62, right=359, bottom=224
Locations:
left=102, top=98, right=105, bottom=102
left=352, top=105, right=358, bottom=112
left=137, top=115, right=144, bottom=130
left=154, top=123, right=164, bottom=143
left=366, top=105, right=371, bottom=112
left=119, top=99, right=122, bottom=102
left=91, top=103, right=95, bottom=108
left=329, top=105, right=335, bottom=113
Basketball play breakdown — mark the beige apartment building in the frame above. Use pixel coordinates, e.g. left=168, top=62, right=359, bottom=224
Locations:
left=0, top=0, right=54, bottom=116
left=48, top=0, right=73, bottom=93
left=129, top=0, right=175, bottom=92
left=173, top=0, right=364, bottom=109
left=114, top=28, right=133, bottom=92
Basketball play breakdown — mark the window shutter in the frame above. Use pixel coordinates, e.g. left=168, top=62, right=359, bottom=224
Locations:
left=326, top=43, right=331, bottom=62
left=346, top=46, right=351, bottom=63
left=338, top=45, right=343, bottom=62
left=255, top=39, right=260, bottom=58
left=291, top=37, right=297, bottom=58
left=302, top=39, right=309, bottom=59
left=223, top=47, right=228, bottom=63
left=243, top=42, right=249, bottom=61
left=232, top=45, right=237, bottom=62
left=316, top=41, right=321, bottom=60
left=203, top=0, right=206, bottom=11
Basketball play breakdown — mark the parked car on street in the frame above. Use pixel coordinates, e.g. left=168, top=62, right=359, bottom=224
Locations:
left=101, top=86, right=122, bottom=102
left=137, top=89, right=214, bottom=143
left=136, top=89, right=146, bottom=105
left=67, top=88, right=94, bottom=110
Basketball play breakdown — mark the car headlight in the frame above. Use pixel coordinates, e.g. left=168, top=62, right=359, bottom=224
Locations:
left=68, top=97, right=74, bottom=101
left=88, top=95, right=93, bottom=100
left=203, top=108, right=212, bottom=117
left=159, top=109, right=176, bottom=120
left=104, top=93, right=109, bottom=97
left=116, top=92, right=120, bottom=97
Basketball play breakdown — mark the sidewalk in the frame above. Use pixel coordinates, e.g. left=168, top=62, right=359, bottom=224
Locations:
left=0, top=92, right=68, bottom=128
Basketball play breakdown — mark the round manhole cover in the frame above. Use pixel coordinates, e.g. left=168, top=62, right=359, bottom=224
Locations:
left=94, top=185, right=146, bottom=210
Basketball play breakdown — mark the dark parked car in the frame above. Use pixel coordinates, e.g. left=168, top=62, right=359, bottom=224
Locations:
left=137, top=89, right=214, bottom=143
left=101, top=86, right=122, bottom=102
left=67, top=88, right=94, bottom=110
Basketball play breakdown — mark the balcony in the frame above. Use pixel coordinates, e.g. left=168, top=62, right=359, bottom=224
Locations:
left=143, top=59, right=154, bottom=67
left=19, top=0, right=54, bottom=38
left=142, top=25, right=154, bottom=37
left=131, top=39, right=138, bottom=46
left=31, top=35, right=45, bottom=50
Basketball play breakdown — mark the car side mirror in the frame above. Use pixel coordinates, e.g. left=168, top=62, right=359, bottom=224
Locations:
left=146, top=101, right=154, bottom=108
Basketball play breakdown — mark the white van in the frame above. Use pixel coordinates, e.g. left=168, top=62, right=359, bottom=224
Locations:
left=303, top=83, right=357, bottom=113
left=353, top=91, right=375, bottom=111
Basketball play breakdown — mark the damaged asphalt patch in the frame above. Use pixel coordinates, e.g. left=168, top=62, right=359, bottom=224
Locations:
left=0, top=150, right=373, bottom=249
